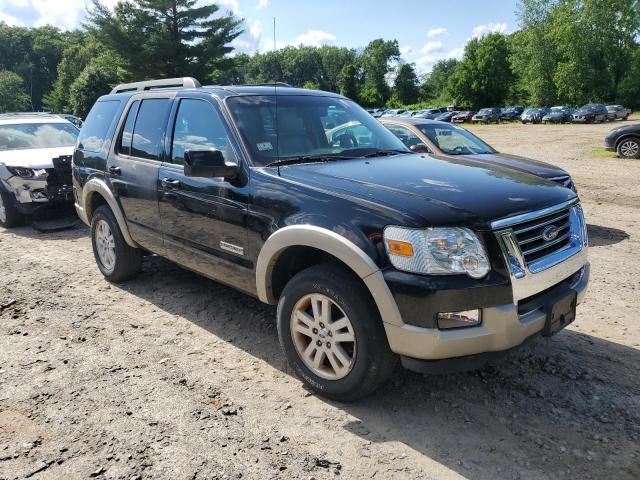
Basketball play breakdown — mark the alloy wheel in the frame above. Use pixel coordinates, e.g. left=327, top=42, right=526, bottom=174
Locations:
left=290, top=293, right=357, bottom=380
left=95, top=219, right=116, bottom=272
left=620, top=140, right=639, bottom=158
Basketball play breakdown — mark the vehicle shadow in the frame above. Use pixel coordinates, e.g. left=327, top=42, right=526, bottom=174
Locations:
left=1, top=221, right=88, bottom=241
left=587, top=223, right=630, bottom=247
left=115, top=255, right=640, bottom=480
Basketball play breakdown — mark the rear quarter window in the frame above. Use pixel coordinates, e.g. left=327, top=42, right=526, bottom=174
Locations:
left=78, top=100, right=120, bottom=153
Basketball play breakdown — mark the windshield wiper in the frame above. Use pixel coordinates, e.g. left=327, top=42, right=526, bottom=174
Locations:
left=265, top=154, right=354, bottom=167
left=361, top=149, right=407, bottom=158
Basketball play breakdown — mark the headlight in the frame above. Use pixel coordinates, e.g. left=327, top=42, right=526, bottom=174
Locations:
left=6, top=166, right=47, bottom=179
left=384, top=226, right=490, bottom=278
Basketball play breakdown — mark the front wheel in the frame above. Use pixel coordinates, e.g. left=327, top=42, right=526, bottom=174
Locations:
left=617, top=137, right=640, bottom=159
left=0, top=187, right=25, bottom=228
left=91, top=205, right=142, bottom=282
left=277, top=265, right=397, bottom=401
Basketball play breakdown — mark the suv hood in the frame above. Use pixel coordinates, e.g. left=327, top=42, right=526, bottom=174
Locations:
left=455, top=153, right=568, bottom=179
left=0, top=146, right=74, bottom=169
left=280, top=154, right=576, bottom=229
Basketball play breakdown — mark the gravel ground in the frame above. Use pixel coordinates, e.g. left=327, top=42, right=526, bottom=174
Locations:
left=1, top=121, right=639, bottom=480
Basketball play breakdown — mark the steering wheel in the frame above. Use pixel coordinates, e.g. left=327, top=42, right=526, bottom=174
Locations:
left=334, top=133, right=358, bottom=148
left=451, top=145, right=469, bottom=154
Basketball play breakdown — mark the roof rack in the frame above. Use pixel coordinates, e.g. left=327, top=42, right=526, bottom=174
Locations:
left=232, top=82, right=293, bottom=87
left=110, top=77, right=201, bottom=94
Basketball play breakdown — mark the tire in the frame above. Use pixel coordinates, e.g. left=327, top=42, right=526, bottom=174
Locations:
left=617, top=137, right=640, bottom=159
left=0, top=186, right=25, bottom=228
left=277, top=264, right=397, bottom=402
left=90, top=205, right=142, bottom=282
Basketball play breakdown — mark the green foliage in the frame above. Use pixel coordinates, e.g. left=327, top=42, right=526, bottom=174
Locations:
left=87, top=0, right=242, bottom=82
left=0, top=22, right=68, bottom=110
left=68, top=52, right=127, bottom=117
left=393, top=63, right=420, bottom=105
left=420, top=58, right=458, bottom=103
left=0, top=70, right=31, bottom=113
left=337, top=63, right=359, bottom=100
left=448, top=33, right=515, bottom=109
left=359, top=39, right=400, bottom=106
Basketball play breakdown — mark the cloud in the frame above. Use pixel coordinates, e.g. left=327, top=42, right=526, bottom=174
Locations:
left=427, top=27, right=447, bottom=38
left=471, top=22, right=508, bottom=39
left=447, top=47, right=464, bottom=60
left=421, top=40, right=444, bottom=55
left=217, top=0, right=241, bottom=15
left=257, top=0, right=269, bottom=8
left=291, top=29, right=336, bottom=47
left=415, top=46, right=464, bottom=72
left=399, top=45, right=413, bottom=56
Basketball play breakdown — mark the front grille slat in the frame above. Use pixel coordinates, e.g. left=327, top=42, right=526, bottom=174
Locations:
left=521, top=232, right=570, bottom=256
left=507, top=207, right=574, bottom=265
left=512, top=212, right=569, bottom=235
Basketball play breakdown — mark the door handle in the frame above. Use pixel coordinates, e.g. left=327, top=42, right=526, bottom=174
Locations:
left=161, top=178, right=181, bottom=190
left=108, top=166, right=121, bottom=176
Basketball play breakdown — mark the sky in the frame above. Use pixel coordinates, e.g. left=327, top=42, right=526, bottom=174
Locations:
left=0, top=0, right=520, bottom=73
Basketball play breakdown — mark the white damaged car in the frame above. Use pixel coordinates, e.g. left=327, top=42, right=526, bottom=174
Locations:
left=0, top=113, right=79, bottom=228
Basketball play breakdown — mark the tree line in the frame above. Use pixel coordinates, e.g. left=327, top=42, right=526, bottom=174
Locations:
left=0, top=0, right=638, bottom=117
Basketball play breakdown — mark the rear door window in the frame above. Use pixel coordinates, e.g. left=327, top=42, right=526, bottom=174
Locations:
left=118, top=101, right=140, bottom=156
left=77, top=100, right=120, bottom=152
left=131, top=99, right=171, bottom=161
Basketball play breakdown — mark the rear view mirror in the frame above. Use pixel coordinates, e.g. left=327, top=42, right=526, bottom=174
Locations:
left=184, top=150, right=237, bottom=179
left=410, top=144, right=430, bottom=153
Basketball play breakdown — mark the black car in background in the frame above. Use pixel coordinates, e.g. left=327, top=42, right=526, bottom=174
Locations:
left=521, top=107, right=550, bottom=124
left=500, top=106, right=524, bottom=121
left=572, top=104, right=608, bottom=123
left=413, top=108, right=447, bottom=119
left=606, top=105, right=631, bottom=121
left=542, top=106, right=574, bottom=124
left=471, top=108, right=501, bottom=124
left=433, top=111, right=459, bottom=122
left=604, top=123, right=640, bottom=159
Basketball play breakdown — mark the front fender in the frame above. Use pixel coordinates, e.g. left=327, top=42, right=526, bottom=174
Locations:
left=255, top=225, right=404, bottom=326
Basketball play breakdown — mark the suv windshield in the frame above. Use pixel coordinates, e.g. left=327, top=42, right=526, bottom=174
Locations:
left=0, top=122, right=79, bottom=151
left=417, top=124, right=495, bottom=155
left=226, top=95, right=408, bottom=167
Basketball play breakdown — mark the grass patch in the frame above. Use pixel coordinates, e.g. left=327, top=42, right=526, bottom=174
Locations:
left=591, top=148, right=617, bottom=158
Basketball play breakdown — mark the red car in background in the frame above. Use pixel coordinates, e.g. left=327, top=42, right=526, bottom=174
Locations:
left=451, top=111, right=474, bottom=123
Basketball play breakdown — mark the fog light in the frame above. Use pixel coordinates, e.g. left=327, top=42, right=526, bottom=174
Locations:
left=437, top=310, right=481, bottom=329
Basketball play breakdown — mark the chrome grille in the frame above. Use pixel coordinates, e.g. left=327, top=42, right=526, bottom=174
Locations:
left=511, top=208, right=572, bottom=264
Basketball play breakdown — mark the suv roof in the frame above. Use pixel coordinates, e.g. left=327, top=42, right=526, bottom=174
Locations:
left=101, top=77, right=344, bottom=103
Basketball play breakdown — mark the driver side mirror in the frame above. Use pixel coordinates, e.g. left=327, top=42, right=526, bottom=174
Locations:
left=410, top=143, right=430, bottom=154
left=184, top=150, right=237, bottom=179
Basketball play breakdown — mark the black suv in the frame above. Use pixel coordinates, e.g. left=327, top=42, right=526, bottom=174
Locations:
left=572, top=104, right=608, bottom=123
left=73, top=78, right=589, bottom=401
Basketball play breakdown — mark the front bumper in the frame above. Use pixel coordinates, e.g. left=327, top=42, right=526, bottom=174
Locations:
left=0, top=159, right=74, bottom=213
left=382, top=202, right=589, bottom=367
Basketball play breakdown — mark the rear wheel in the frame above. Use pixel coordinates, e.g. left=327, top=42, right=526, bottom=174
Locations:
left=91, top=205, right=142, bottom=282
left=277, top=264, right=397, bottom=401
left=617, top=137, right=640, bottom=159
left=0, top=187, right=24, bottom=228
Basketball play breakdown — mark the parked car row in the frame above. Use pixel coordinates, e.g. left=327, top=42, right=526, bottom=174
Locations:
left=367, top=104, right=632, bottom=125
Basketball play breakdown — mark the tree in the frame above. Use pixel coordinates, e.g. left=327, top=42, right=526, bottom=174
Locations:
left=337, top=63, right=359, bottom=100
left=359, top=39, right=400, bottom=106
left=87, top=0, right=243, bottom=82
left=68, top=52, right=127, bottom=117
left=393, top=63, right=419, bottom=105
left=0, top=70, right=31, bottom=112
left=448, top=33, right=515, bottom=109
left=420, top=58, right=459, bottom=103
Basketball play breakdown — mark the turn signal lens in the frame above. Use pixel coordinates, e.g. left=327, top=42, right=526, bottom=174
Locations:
left=386, top=240, right=414, bottom=257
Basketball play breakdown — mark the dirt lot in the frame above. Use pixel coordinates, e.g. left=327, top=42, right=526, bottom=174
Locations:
left=1, top=121, right=639, bottom=480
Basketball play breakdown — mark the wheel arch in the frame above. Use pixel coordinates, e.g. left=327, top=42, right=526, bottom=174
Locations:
left=256, top=225, right=403, bottom=326
left=81, top=178, right=138, bottom=248
left=614, top=133, right=640, bottom=149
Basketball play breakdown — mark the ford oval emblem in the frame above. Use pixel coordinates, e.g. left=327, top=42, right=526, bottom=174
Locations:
left=542, top=225, right=559, bottom=242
